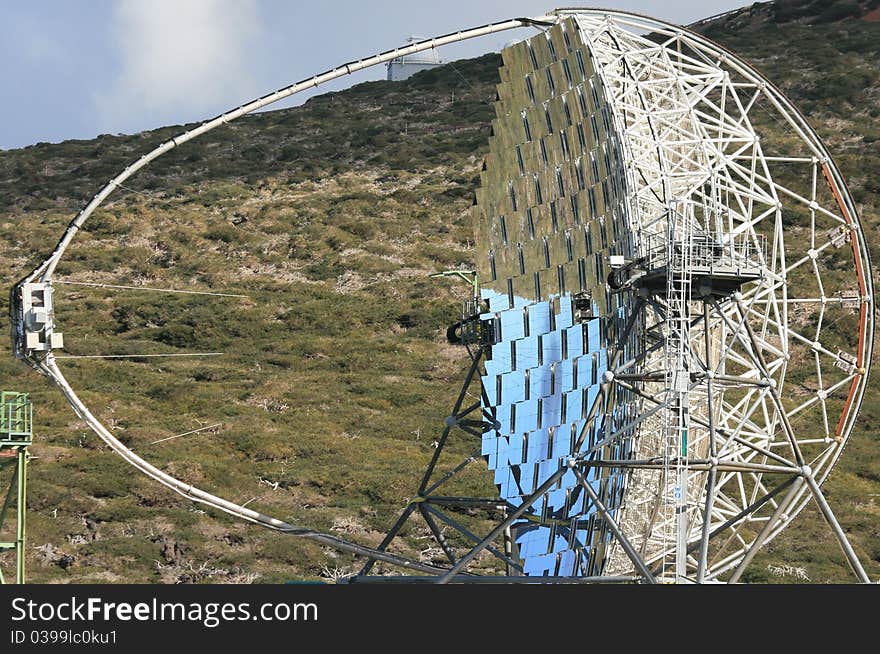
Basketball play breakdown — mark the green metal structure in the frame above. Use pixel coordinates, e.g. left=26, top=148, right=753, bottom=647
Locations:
left=0, top=391, right=31, bottom=584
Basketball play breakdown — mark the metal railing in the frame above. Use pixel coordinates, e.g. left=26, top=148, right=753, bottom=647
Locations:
left=0, top=392, right=32, bottom=441
left=641, top=231, right=766, bottom=275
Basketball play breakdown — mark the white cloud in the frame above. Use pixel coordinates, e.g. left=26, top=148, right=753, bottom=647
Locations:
left=95, top=0, right=263, bottom=134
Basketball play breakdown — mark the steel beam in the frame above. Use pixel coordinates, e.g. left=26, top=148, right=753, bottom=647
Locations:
left=571, top=465, right=655, bottom=583
left=728, top=476, right=803, bottom=583
left=436, top=465, right=569, bottom=583
left=802, top=471, right=870, bottom=583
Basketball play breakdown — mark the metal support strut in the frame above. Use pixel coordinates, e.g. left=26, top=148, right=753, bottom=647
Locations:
left=0, top=392, right=31, bottom=585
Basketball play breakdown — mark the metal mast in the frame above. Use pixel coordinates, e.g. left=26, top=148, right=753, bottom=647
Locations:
left=0, top=392, right=31, bottom=585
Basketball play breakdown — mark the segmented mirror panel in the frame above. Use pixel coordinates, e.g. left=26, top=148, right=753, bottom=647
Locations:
left=474, top=19, right=642, bottom=576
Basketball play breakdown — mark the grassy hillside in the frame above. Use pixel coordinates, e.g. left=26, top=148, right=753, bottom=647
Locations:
left=0, top=55, right=505, bottom=583
left=0, top=2, right=878, bottom=583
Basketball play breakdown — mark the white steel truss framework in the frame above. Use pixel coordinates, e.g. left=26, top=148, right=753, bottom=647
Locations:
left=8, top=9, right=874, bottom=583
left=563, top=10, right=873, bottom=582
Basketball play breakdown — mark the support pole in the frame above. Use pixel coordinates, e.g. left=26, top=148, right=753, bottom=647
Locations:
left=802, top=470, right=870, bottom=583
left=0, top=463, right=17, bottom=530
left=696, top=468, right=716, bottom=583
left=418, top=505, right=457, bottom=566
left=16, top=448, right=26, bottom=585
left=0, top=452, right=27, bottom=584
left=357, top=504, right=418, bottom=576
left=697, top=300, right=718, bottom=583
left=422, top=504, right=524, bottom=573
left=436, top=465, right=569, bottom=583
left=503, top=519, right=515, bottom=576
left=571, top=465, right=656, bottom=583
left=731, top=297, right=805, bottom=467
left=687, top=475, right=796, bottom=557
left=728, top=476, right=803, bottom=583
left=418, top=346, right=484, bottom=494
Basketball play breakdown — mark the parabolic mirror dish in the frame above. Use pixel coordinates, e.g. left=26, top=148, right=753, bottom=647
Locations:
left=472, top=12, right=873, bottom=580
left=474, top=19, right=642, bottom=576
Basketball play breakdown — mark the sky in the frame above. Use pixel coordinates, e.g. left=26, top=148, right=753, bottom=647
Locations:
left=0, top=1, right=750, bottom=150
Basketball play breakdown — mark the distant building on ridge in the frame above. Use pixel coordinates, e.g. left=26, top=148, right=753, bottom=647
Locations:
left=387, top=37, right=443, bottom=81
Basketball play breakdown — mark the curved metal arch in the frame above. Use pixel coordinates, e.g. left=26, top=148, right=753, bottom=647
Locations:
left=11, top=14, right=555, bottom=572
